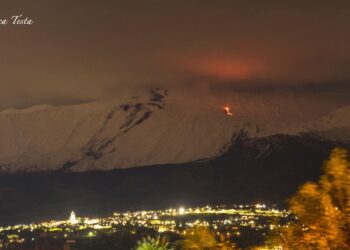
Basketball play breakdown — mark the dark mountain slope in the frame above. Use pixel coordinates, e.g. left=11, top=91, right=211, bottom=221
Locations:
left=0, top=133, right=347, bottom=225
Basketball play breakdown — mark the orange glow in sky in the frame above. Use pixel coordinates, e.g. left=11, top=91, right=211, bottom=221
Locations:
left=187, top=57, right=264, bottom=80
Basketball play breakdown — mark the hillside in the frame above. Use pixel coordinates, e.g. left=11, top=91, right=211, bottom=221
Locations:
left=0, top=88, right=349, bottom=173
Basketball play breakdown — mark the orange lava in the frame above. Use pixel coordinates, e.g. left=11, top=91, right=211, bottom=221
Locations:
left=223, top=106, right=233, bottom=116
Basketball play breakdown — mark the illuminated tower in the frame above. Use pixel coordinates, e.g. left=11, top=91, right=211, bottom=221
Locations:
left=69, top=211, right=78, bottom=225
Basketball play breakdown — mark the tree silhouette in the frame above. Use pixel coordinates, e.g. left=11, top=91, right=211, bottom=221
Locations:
left=135, top=236, right=172, bottom=250
left=177, top=228, right=236, bottom=250
left=271, top=148, right=350, bottom=249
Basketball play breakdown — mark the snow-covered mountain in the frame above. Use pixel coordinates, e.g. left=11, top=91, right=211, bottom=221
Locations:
left=302, top=106, right=350, bottom=142
left=0, top=88, right=349, bottom=173
left=0, top=89, right=237, bottom=172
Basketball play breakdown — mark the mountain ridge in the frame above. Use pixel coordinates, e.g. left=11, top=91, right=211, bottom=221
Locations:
left=0, top=88, right=349, bottom=173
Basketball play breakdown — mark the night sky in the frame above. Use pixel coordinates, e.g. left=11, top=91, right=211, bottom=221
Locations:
left=1, top=0, right=350, bottom=110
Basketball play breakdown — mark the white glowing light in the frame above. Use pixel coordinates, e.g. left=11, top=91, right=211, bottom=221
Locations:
left=69, top=211, right=78, bottom=225
left=178, top=207, right=185, bottom=215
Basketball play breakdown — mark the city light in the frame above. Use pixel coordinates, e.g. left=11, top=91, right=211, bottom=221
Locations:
left=178, top=207, right=185, bottom=215
left=0, top=204, right=291, bottom=248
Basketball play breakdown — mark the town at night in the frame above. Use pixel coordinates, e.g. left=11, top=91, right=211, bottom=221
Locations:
left=1, top=204, right=290, bottom=249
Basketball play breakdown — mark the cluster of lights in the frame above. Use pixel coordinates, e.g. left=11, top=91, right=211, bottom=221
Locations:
left=0, top=204, right=290, bottom=247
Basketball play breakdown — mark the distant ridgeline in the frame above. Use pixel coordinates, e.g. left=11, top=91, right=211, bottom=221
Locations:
left=0, top=88, right=350, bottom=173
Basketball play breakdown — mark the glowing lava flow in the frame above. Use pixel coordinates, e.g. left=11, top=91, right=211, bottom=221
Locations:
left=223, top=106, right=233, bottom=116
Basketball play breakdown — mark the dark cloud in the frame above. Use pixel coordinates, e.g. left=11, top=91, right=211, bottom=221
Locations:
left=0, top=0, right=350, bottom=109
